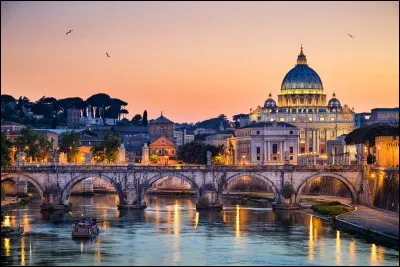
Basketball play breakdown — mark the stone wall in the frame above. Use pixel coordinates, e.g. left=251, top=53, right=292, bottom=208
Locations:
left=367, top=167, right=399, bottom=213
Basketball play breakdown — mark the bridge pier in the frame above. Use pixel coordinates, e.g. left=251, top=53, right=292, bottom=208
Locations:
left=196, top=189, right=223, bottom=210
left=41, top=188, right=71, bottom=211
left=117, top=187, right=147, bottom=210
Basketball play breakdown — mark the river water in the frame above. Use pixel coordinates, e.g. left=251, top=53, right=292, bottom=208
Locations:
left=1, top=194, right=399, bottom=266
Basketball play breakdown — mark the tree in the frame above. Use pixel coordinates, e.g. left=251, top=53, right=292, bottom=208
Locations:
left=1, top=94, right=16, bottom=104
left=131, top=114, right=142, bottom=125
left=1, top=133, right=11, bottom=167
left=36, top=134, right=53, bottom=162
left=281, top=183, right=295, bottom=199
left=59, top=131, right=81, bottom=162
left=14, top=127, right=39, bottom=161
left=91, top=131, right=121, bottom=163
left=103, top=132, right=121, bottom=163
left=177, top=142, right=224, bottom=164
left=142, top=110, right=148, bottom=126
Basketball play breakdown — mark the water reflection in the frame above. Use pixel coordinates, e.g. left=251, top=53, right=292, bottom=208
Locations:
left=336, top=230, right=341, bottom=265
left=1, top=194, right=398, bottom=266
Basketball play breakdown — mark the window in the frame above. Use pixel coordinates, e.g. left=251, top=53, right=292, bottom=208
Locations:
left=256, top=131, right=260, bottom=135
left=158, top=150, right=162, bottom=155
left=256, top=147, right=261, bottom=154
left=171, top=150, right=175, bottom=155
left=320, top=117, right=325, bottom=121
left=257, top=156, right=260, bottom=161
left=292, top=117, right=296, bottom=121
left=270, top=118, right=274, bottom=121
left=331, top=130, right=335, bottom=137
left=290, top=156, right=293, bottom=160
left=272, top=144, right=278, bottom=154
left=330, top=117, right=335, bottom=121
left=257, top=116, right=261, bottom=121
left=308, top=117, right=313, bottom=121
left=290, top=131, right=293, bottom=135
left=280, top=117, right=285, bottom=122
left=290, top=147, right=294, bottom=154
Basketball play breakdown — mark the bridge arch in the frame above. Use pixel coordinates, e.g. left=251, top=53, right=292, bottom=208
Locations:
left=61, top=173, right=124, bottom=206
left=223, top=173, right=278, bottom=198
left=142, top=173, right=201, bottom=198
left=1, top=173, right=45, bottom=201
left=295, top=172, right=358, bottom=204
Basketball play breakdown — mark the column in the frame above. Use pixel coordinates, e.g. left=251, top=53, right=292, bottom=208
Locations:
left=316, top=129, right=320, bottom=154
left=305, top=129, right=309, bottom=153
left=264, top=140, right=267, bottom=164
left=267, top=141, right=271, bottom=162
left=280, top=141, right=283, bottom=162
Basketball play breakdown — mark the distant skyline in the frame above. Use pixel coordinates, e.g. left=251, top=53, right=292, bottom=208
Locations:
left=1, top=1, right=398, bottom=123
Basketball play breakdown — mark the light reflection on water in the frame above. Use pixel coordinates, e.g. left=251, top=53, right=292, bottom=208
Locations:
left=1, top=194, right=399, bottom=266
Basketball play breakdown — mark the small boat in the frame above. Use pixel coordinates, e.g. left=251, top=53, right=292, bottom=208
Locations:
left=1, top=223, right=24, bottom=236
left=72, top=218, right=99, bottom=238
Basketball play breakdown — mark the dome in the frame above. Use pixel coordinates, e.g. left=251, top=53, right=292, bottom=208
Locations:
left=328, top=92, right=341, bottom=107
left=281, top=46, right=323, bottom=90
left=264, top=92, right=277, bottom=108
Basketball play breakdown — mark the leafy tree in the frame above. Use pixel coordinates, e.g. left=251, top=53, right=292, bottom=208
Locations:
left=195, top=114, right=230, bottom=131
left=1, top=94, right=16, bottom=103
left=36, top=134, right=53, bottom=162
left=103, top=132, right=121, bottom=163
left=131, top=114, right=142, bottom=125
left=91, top=144, right=106, bottom=163
left=91, top=131, right=121, bottom=163
left=14, top=127, right=39, bottom=161
left=142, top=110, right=148, bottom=126
left=59, top=131, right=81, bottom=162
left=281, top=183, right=295, bottom=199
left=1, top=133, right=11, bottom=167
left=177, top=142, right=224, bottom=164
left=150, top=153, right=158, bottom=163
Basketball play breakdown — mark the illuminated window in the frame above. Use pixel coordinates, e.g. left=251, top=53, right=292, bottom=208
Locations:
left=280, top=117, right=285, bottom=122
left=270, top=118, right=274, bottom=121
left=330, top=117, right=335, bottom=121
left=308, top=117, right=313, bottom=121
left=320, top=117, right=325, bottom=121
left=292, top=117, right=296, bottom=121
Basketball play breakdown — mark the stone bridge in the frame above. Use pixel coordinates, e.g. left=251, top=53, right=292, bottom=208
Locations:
left=1, top=164, right=371, bottom=210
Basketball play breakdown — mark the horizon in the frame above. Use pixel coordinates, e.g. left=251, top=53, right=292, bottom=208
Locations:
left=1, top=1, right=399, bottom=123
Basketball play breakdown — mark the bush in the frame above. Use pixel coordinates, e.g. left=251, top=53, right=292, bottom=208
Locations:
left=311, top=202, right=353, bottom=216
left=281, top=183, right=295, bottom=199
left=19, top=197, right=30, bottom=205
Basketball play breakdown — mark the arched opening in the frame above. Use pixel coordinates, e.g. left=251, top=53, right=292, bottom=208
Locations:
left=62, top=175, right=122, bottom=209
left=222, top=174, right=277, bottom=206
left=1, top=175, right=44, bottom=202
left=143, top=174, right=200, bottom=210
left=296, top=174, right=357, bottom=205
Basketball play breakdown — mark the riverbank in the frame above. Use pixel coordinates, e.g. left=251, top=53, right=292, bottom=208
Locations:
left=297, top=196, right=399, bottom=247
left=1, top=197, right=22, bottom=214
left=222, top=192, right=274, bottom=202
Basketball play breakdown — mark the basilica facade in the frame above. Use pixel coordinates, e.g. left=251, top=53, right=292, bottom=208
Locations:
left=243, top=47, right=355, bottom=156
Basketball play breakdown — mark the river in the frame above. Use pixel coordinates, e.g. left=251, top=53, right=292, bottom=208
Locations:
left=1, top=194, right=399, bottom=266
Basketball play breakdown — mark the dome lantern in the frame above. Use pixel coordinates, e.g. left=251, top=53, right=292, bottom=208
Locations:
left=297, top=45, right=307, bottom=65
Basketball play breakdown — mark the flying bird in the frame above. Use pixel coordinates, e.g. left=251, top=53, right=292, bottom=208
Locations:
left=66, top=29, right=73, bottom=35
left=106, top=52, right=110, bottom=57
left=348, top=33, right=356, bottom=38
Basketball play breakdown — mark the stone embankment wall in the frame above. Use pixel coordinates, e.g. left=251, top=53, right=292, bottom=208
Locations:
left=367, top=167, right=399, bottom=213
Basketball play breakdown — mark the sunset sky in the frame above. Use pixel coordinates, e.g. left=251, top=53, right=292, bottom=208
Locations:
left=1, top=1, right=398, bottom=123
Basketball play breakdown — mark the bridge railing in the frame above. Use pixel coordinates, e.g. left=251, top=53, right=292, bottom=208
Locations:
left=2, top=164, right=364, bottom=172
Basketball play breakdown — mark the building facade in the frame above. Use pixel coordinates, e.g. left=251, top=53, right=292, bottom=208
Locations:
left=149, top=113, right=174, bottom=143
left=326, top=134, right=357, bottom=165
left=67, top=108, right=81, bottom=128
left=227, top=122, right=299, bottom=165
left=375, top=136, right=399, bottom=167
left=174, top=128, right=195, bottom=146
left=247, top=47, right=355, bottom=156
left=205, top=130, right=235, bottom=148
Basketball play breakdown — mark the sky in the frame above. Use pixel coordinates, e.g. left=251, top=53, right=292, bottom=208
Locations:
left=1, top=1, right=398, bottom=123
